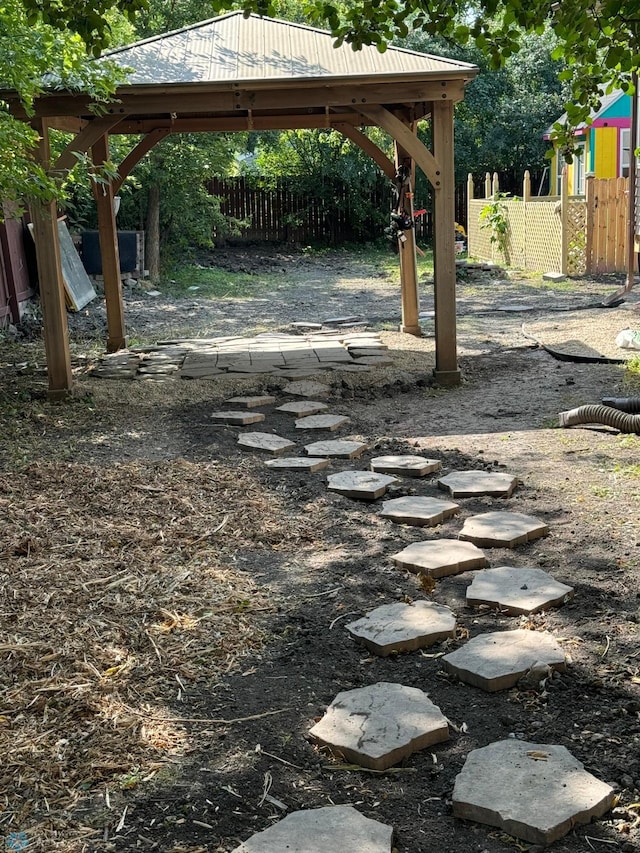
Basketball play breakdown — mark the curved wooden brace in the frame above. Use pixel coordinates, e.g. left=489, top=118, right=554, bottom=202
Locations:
left=333, top=122, right=395, bottom=180
left=113, top=127, right=172, bottom=193
left=357, top=104, right=440, bottom=188
left=52, top=115, right=125, bottom=176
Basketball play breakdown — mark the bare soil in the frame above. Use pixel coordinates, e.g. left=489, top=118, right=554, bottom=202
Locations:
left=1, top=246, right=640, bottom=853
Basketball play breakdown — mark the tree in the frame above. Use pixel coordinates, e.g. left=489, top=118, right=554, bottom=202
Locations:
left=211, top=0, right=640, bottom=154
left=0, top=0, right=146, bottom=212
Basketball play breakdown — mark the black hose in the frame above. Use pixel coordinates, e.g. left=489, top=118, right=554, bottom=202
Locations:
left=602, top=397, right=640, bottom=413
left=559, top=404, right=640, bottom=432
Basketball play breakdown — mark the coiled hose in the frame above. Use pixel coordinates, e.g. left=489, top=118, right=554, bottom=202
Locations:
left=559, top=404, right=640, bottom=433
left=602, top=397, right=640, bottom=413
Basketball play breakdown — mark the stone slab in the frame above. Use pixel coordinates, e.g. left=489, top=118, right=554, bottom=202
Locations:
left=304, top=440, right=367, bottom=459
left=466, top=566, right=574, bottom=614
left=295, top=414, right=350, bottom=431
left=371, top=455, right=441, bottom=477
left=379, top=496, right=460, bottom=527
left=264, top=457, right=330, bottom=472
left=346, top=601, right=456, bottom=656
left=459, top=511, right=549, bottom=548
left=353, top=355, right=394, bottom=365
left=210, top=411, right=266, bottom=425
left=283, top=380, right=330, bottom=398
left=391, top=539, right=488, bottom=578
left=309, top=682, right=449, bottom=771
left=276, top=400, right=329, bottom=416
left=237, top=432, right=296, bottom=455
left=225, top=395, right=276, bottom=408
left=452, top=739, right=615, bottom=845
left=232, top=805, right=393, bottom=853
left=327, top=470, right=397, bottom=500
left=438, top=470, right=518, bottom=498
left=442, top=628, right=566, bottom=692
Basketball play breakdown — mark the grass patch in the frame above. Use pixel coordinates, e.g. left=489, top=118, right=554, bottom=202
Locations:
left=161, top=265, right=279, bottom=299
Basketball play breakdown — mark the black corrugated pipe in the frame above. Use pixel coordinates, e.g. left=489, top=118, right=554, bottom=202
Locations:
left=602, top=397, right=640, bottom=413
left=559, top=405, right=640, bottom=432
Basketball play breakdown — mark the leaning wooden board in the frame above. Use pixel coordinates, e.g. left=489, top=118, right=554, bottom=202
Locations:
left=29, top=219, right=97, bottom=311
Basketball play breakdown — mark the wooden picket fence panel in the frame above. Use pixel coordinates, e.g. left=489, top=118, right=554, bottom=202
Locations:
left=468, top=171, right=630, bottom=275
left=209, top=177, right=467, bottom=245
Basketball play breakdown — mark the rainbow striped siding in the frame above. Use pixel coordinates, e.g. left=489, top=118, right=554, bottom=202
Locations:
left=545, top=91, right=631, bottom=194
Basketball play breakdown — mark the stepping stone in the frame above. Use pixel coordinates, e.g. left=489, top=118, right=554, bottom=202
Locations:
left=210, top=411, right=266, bottom=425
left=353, top=355, right=393, bottom=365
left=371, top=455, right=441, bottom=477
left=225, top=395, right=276, bottom=408
left=452, top=739, right=615, bottom=845
left=264, top=457, right=330, bottom=472
left=238, top=433, right=296, bottom=455
left=379, top=496, right=460, bottom=527
left=391, top=539, right=488, bottom=578
left=466, top=566, right=574, bottom=615
left=283, top=380, right=330, bottom=398
left=441, top=628, right=566, bottom=692
left=295, top=414, right=350, bottom=431
left=323, top=315, right=363, bottom=326
left=309, top=682, right=449, bottom=771
left=232, top=805, right=393, bottom=853
left=304, top=439, right=367, bottom=459
left=275, top=400, right=329, bottom=417
left=346, top=601, right=456, bottom=656
left=327, top=470, right=397, bottom=500
left=290, top=321, right=323, bottom=330
left=459, top=511, right=549, bottom=548
left=438, top=470, right=518, bottom=498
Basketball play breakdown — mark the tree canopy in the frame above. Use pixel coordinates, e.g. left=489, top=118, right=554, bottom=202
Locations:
left=211, top=0, right=639, bottom=154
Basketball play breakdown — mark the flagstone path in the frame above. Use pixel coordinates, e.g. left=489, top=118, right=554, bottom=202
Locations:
left=206, top=374, right=616, bottom=850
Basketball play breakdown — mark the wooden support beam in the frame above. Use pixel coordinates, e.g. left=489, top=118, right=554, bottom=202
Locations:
left=113, top=128, right=172, bottom=193
left=112, top=112, right=369, bottom=134
left=92, top=134, right=127, bottom=352
left=431, top=99, right=459, bottom=386
left=357, top=104, right=441, bottom=188
left=28, top=119, right=73, bottom=398
left=394, top=136, right=421, bottom=337
left=53, top=115, right=125, bottom=176
left=333, top=123, right=395, bottom=180
left=7, top=78, right=467, bottom=120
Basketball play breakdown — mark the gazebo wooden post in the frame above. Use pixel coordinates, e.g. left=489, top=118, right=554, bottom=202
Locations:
left=431, top=99, right=460, bottom=386
left=29, top=118, right=73, bottom=399
left=92, top=133, right=126, bottom=351
left=394, top=134, right=421, bottom=336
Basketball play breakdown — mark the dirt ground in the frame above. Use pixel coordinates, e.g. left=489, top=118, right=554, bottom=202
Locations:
left=1, top=246, right=640, bottom=853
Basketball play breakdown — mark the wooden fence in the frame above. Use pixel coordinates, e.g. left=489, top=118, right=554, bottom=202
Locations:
left=209, top=177, right=467, bottom=245
left=0, top=208, right=34, bottom=327
left=467, top=171, right=630, bottom=275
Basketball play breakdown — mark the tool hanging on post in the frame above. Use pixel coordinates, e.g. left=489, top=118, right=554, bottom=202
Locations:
left=384, top=158, right=415, bottom=252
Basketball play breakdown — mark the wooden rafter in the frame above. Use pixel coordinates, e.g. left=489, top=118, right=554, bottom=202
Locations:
left=52, top=115, right=126, bottom=176
left=113, top=128, right=172, bottom=192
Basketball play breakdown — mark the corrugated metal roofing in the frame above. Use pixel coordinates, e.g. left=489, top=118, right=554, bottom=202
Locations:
left=105, top=12, right=477, bottom=86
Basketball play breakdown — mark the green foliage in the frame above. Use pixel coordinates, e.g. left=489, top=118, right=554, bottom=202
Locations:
left=244, top=128, right=390, bottom=239
left=0, top=0, right=136, bottom=213
left=479, top=191, right=511, bottom=261
left=211, top=0, right=639, bottom=154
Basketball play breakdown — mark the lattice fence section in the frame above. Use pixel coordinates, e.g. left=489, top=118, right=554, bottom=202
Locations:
left=522, top=199, right=562, bottom=272
left=566, top=200, right=587, bottom=275
left=468, top=197, right=562, bottom=272
left=467, top=172, right=632, bottom=274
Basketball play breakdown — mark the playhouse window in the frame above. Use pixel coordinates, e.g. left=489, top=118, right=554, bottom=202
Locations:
left=573, top=145, right=585, bottom=194
left=621, top=128, right=630, bottom=177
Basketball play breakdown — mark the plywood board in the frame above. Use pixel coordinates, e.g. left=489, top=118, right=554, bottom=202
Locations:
left=28, top=219, right=97, bottom=312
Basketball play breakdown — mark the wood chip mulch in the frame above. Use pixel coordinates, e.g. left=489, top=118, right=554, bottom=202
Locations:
left=0, top=459, right=318, bottom=851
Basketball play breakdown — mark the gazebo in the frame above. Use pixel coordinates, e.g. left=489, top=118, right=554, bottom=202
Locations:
left=4, top=12, right=478, bottom=397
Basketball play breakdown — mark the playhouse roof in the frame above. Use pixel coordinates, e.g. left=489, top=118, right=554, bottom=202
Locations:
left=546, top=89, right=631, bottom=138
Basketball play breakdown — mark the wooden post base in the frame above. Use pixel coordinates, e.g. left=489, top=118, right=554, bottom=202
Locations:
left=433, top=368, right=461, bottom=387
left=399, top=324, right=422, bottom=336
left=107, top=336, right=128, bottom=353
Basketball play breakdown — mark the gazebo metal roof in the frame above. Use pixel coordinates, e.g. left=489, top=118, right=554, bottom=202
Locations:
left=103, top=12, right=477, bottom=86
